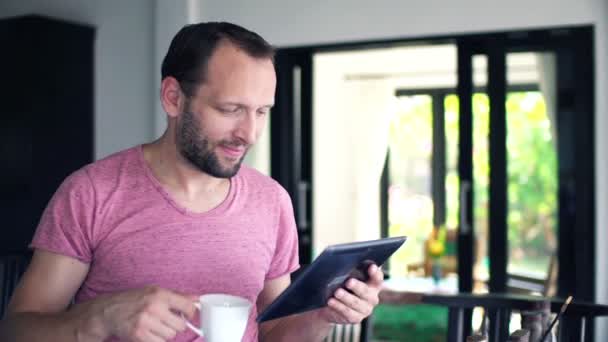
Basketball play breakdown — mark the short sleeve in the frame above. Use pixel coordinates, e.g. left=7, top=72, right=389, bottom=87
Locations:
left=29, top=169, right=96, bottom=263
left=266, top=186, right=300, bottom=280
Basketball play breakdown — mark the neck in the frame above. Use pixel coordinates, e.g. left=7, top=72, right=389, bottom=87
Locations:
left=143, top=131, right=229, bottom=199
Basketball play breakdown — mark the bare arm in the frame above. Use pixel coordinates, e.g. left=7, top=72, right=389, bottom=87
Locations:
left=257, top=264, right=384, bottom=342
left=257, top=275, right=333, bottom=342
left=0, top=250, right=196, bottom=342
left=0, top=250, right=96, bottom=341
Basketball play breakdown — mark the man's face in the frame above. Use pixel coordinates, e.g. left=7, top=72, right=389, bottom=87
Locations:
left=176, top=42, right=276, bottom=178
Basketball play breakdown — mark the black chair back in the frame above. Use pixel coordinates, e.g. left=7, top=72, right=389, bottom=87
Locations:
left=421, top=292, right=608, bottom=342
left=1, top=252, right=31, bottom=318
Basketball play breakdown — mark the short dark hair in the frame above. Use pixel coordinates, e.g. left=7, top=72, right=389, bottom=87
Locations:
left=161, top=22, right=275, bottom=97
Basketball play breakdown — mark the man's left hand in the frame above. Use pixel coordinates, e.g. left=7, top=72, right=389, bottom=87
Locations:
left=319, top=264, right=383, bottom=324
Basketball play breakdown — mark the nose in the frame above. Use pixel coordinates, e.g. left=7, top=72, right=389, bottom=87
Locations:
left=234, top=111, right=257, bottom=145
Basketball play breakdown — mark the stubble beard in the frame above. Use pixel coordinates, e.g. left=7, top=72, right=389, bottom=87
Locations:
left=176, top=110, right=247, bottom=178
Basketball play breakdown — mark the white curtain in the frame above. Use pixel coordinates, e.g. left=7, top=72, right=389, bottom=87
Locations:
left=346, top=81, right=397, bottom=242
left=313, top=53, right=398, bottom=253
left=536, top=53, right=557, bottom=144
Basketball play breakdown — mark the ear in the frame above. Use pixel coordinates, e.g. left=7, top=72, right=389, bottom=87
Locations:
left=160, top=76, right=186, bottom=118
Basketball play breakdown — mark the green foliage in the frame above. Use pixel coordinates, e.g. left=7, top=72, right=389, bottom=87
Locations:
left=505, top=92, right=557, bottom=274
left=388, top=96, right=435, bottom=276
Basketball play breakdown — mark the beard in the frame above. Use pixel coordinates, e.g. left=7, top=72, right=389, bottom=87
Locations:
left=176, top=110, right=247, bottom=178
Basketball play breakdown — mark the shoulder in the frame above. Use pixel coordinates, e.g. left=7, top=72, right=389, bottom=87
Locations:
left=236, top=165, right=291, bottom=203
left=59, top=146, right=141, bottom=195
left=76, top=145, right=143, bottom=190
left=82, top=146, right=141, bottom=178
left=237, top=165, right=284, bottom=191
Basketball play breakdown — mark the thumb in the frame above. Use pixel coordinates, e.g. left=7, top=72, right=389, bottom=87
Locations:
left=368, top=264, right=384, bottom=286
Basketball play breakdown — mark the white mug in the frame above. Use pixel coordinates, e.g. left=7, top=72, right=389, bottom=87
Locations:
left=183, top=293, right=252, bottom=342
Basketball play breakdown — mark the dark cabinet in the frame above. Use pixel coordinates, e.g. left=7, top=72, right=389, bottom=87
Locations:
left=0, top=15, right=94, bottom=253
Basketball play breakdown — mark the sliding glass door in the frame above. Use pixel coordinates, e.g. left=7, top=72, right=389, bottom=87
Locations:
left=456, top=27, right=595, bottom=340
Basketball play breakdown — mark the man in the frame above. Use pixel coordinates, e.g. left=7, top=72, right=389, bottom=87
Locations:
left=0, top=22, right=383, bottom=341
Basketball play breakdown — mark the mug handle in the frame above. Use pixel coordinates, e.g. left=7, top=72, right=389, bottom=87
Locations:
left=181, top=302, right=204, bottom=337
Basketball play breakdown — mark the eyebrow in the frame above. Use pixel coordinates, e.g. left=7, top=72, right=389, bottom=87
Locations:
left=217, top=102, right=274, bottom=109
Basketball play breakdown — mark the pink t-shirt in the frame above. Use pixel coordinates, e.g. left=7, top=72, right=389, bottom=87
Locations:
left=30, top=146, right=300, bottom=342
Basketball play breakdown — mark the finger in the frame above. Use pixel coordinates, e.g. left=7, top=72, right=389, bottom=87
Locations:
left=159, top=310, right=188, bottom=333
left=130, top=320, right=166, bottom=342
left=334, top=288, right=371, bottom=316
left=367, top=264, right=384, bottom=287
left=344, top=278, right=379, bottom=307
left=137, top=312, right=180, bottom=341
left=140, top=330, right=166, bottom=342
left=165, top=291, right=197, bottom=319
left=149, top=320, right=179, bottom=341
left=327, top=297, right=364, bottom=324
left=127, top=311, right=167, bottom=342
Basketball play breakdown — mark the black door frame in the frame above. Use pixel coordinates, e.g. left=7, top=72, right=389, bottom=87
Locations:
left=272, top=49, right=314, bottom=264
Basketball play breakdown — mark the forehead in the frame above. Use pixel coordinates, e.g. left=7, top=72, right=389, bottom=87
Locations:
left=196, top=42, right=276, bottom=104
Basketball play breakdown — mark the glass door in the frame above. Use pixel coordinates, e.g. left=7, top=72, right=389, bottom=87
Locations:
left=456, top=28, right=595, bottom=340
left=504, top=52, right=558, bottom=290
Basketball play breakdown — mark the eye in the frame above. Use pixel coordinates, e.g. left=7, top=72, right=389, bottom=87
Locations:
left=257, top=109, right=270, bottom=116
left=218, top=106, right=241, bottom=114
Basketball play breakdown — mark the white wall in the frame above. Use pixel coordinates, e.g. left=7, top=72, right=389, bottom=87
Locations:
left=153, top=0, right=205, bottom=139
left=0, top=0, right=155, bottom=160
left=200, top=0, right=608, bottom=338
left=200, top=0, right=599, bottom=47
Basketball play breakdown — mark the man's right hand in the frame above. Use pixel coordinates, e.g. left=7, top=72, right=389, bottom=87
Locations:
left=2, top=250, right=198, bottom=342
left=87, top=286, right=197, bottom=342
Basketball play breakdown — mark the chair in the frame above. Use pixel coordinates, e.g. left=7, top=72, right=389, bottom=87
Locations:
left=421, top=292, right=608, bottom=342
left=324, top=317, right=370, bottom=342
left=506, top=253, right=558, bottom=297
left=324, top=323, right=359, bottom=342
left=468, top=329, right=531, bottom=341
left=506, top=329, right=530, bottom=342
left=1, top=252, right=32, bottom=318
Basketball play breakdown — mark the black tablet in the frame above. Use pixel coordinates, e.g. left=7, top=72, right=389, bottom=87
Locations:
left=256, top=236, right=407, bottom=322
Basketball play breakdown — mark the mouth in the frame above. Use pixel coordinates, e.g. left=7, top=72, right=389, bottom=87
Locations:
left=219, top=144, right=246, bottom=159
